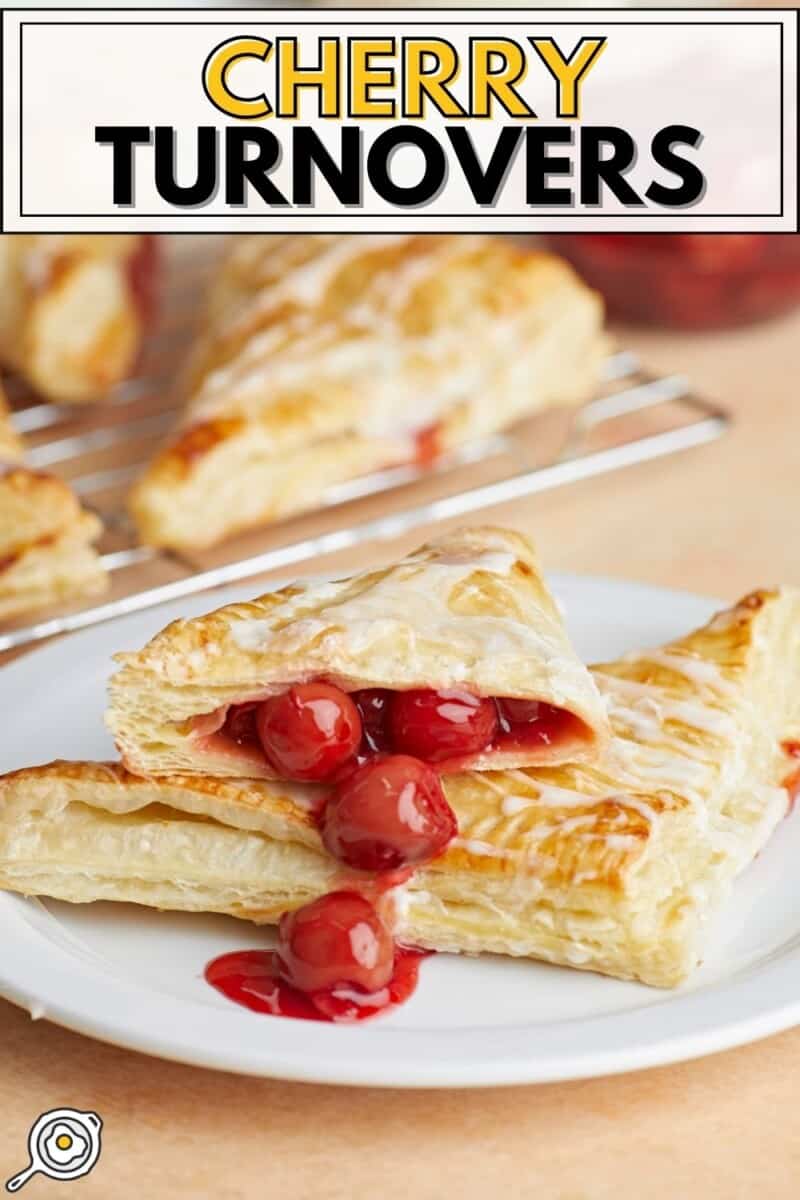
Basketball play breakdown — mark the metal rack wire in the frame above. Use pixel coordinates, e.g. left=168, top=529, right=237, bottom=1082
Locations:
left=0, top=242, right=730, bottom=654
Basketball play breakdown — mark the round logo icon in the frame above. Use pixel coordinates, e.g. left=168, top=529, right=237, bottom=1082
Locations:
left=5, top=1108, right=103, bottom=1192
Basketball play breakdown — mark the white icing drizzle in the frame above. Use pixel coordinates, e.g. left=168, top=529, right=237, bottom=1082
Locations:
left=608, top=793, right=661, bottom=827
left=660, top=698, right=733, bottom=736
left=500, top=782, right=594, bottom=815
left=453, top=600, right=782, bottom=893
left=604, top=833, right=642, bottom=852
left=637, top=650, right=736, bottom=696
left=405, top=548, right=518, bottom=575
left=227, top=549, right=577, bottom=689
left=602, top=675, right=733, bottom=738
left=452, top=836, right=511, bottom=859
left=279, top=235, right=411, bottom=308
left=182, top=234, right=562, bottom=446
left=228, top=619, right=277, bottom=652
left=612, top=748, right=708, bottom=798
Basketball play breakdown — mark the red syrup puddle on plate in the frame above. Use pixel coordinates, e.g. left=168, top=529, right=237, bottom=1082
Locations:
left=205, top=947, right=431, bottom=1023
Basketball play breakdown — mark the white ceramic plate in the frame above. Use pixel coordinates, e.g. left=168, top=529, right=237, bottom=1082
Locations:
left=2, top=573, right=799, bottom=1088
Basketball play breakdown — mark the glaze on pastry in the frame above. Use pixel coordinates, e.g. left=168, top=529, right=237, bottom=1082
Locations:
left=106, top=527, right=609, bottom=779
left=0, top=235, right=156, bottom=402
left=3, top=588, right=797, bottom=988
left=129, top=234, right=606, bottom=550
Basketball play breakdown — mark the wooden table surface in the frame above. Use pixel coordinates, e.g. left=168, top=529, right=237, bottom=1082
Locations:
left=2, top=303, right=800, bottom=1198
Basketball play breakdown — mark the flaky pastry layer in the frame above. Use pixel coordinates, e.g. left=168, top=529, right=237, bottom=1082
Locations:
left=0, top=466, right=108, bottom=619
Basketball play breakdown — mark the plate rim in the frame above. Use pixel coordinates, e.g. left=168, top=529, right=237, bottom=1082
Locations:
left=5, top=885, right=800, bottom=1087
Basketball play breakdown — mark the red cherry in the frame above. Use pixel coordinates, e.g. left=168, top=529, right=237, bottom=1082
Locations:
left=495, top=700, right=574, bottom=747
left=276, top=892, right=394, bottom=994
left=256, top=683, right=361, bottom=781
left=496, top=698, right=543, bottom=729
left=321, top=755, right=456, bottom=871
left=222, top=702, right=260, bottom=747
left=352, top=688, right=392, bottom=754
left=388, top=689, right=498, bottom=763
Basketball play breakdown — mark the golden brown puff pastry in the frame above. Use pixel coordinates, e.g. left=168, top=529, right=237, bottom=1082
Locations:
left=129, top=234, right=606, bottom=551
left=0, top=379, right=107, bottom=617
left=0, top=235, right=156, bottom=403
left=3, top=589, right=798, bottom=987
left=0, top=465, right=108, bottom=620
left=106, top=527, right=609, bottom=777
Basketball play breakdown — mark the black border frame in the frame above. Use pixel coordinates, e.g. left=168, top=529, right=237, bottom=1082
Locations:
left=3, top=8, right=798, bottom=231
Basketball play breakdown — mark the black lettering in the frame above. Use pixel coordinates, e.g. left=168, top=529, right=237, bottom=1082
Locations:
left=447, top=127, right=522, bottom=205
left=367, top=127, right=446, bottom=206
left=225, top=128, right=287, bottom=206
left=94, top=125, right=151, bottom=205
left=154, top=126, right=217, bottom=207
left=294, top=127, right=361, bottom=206
left=646, top=125, right=705, bottom=207
left=525, top=126, right=574, bottom=205
left=580, top=126, right=644, bottom=206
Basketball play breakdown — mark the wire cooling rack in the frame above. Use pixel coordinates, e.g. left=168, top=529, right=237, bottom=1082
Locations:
left=0, top=238, right=730, bottom=654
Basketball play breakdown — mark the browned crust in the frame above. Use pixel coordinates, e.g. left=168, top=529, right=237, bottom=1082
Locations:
left=158, top=417, right=245, bottom=477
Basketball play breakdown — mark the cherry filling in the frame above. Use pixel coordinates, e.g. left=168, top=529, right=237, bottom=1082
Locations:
left=256, top=683, right=362, bottom=781
left=353, top=688, right=392, bottom=755
left=222, top=702, right=260, bottom=748
left=321, top=755, right=456, bottom=871
left=204, top=686, right=584, bottom=1022
left=276, top=891, right=394, bottom=993
left=205, top=944, right=429, bottom=1023
left=214, top=685, right=584, bottom=781
left=495, top=699, right=581, bottom=752
left=389, top=689, right=499, bottom=764
left=203, top=746, right=457, bottom=1022
left=206, top=891, right=428, bottom=1024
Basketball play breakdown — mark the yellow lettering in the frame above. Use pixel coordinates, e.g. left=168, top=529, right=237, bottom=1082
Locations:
left=277, top=37, right=340, bottom=117
left=529, top=37, right=606, bottom=119
left=471, top=39, right=534, bottom=118
left=202, top=36, right=272, bottom=120
left=403, top=39, right=466, bottom=118
left=350, top=39, right=396, bottom=117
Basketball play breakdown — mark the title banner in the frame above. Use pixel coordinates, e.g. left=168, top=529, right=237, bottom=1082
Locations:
left=2, top=8, right=797, bottom=232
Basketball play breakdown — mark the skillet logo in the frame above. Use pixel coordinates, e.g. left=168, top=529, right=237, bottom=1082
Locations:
left=5, top=1108, right=103, bottom=1192
left=96, top=31, right=706, bottom=212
